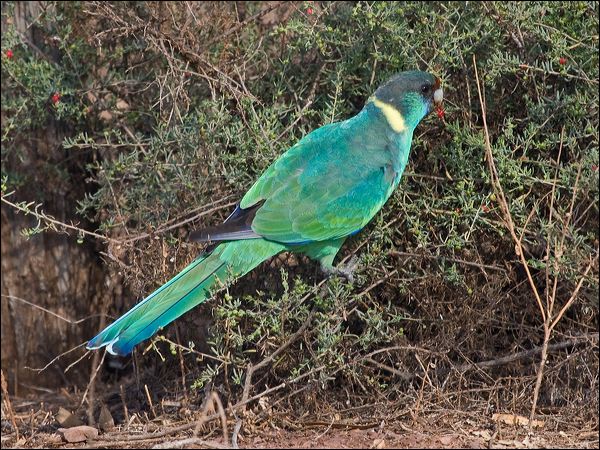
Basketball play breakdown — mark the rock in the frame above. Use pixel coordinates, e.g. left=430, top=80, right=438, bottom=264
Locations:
left=58, top=425, right=99, bottom=443
left=98, top=404, right=115, bottom=431
left=55, top=407, right=84, bottom=428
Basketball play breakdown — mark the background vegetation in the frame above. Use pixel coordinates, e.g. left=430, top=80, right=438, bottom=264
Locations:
left=1, top=0, right=598, bottom=432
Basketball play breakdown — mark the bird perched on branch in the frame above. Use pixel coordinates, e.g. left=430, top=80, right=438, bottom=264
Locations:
left=88, top=71, right=444, bottom=356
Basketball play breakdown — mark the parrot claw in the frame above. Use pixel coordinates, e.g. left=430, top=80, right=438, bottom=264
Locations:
left=321, top=256, right=359, bottom=283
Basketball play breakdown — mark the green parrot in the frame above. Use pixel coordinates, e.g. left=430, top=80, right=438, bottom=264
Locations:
left=87, top=71, right=443, bottom=355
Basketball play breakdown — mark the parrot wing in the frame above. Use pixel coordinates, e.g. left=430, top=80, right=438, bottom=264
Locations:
left=191, top=116, right=395, bottom=245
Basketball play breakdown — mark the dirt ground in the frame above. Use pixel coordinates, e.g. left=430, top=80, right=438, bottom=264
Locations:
left=1, top=392, right=598, bottom=449
left=241, top=427, right=598, bottom=449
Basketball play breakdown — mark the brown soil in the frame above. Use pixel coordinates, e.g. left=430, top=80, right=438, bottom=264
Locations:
left=1, top=393, right=597, bottom=449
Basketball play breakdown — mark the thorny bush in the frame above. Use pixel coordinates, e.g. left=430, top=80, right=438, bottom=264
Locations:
left=2, top=1, right=598, bottom=424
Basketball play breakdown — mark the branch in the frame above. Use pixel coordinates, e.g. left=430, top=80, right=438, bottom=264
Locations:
left=472, top=55, right=547, bottom=323
left=1, top=194, right=120, bottom=244
left=363, top=333, right=599, bottom=381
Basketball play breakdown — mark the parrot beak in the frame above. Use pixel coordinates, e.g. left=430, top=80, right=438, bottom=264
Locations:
left=433, top=76, right=443, bottom=106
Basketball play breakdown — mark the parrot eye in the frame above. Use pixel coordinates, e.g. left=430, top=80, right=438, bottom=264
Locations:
left=421, top=84, right=431, bottom=94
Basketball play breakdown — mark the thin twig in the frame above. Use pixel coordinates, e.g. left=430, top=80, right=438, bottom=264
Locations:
left=118, top=200, right=238, bottom=245
left=79, top=350, right=106, bottom=412
left=234, top=309, right=316, bottom=444
left=25, top=343, right=88, bottom=373
left=145, top=384, right=157, bottom=418
left=193, top=392, right=228, bottom=443
left=120, top=384, right=130, bottom=426
left=65, top=350, right=92, bottom=374
left=1, top=371, right=19, bottom=440
left=472, top=56, right=547, bottom=324
left=519, top=63, right=598, bottom=84
left=1, top=294, right=106, bottom=324
left=550, top=260, right=596, bottom=331
left=389, top=251, right=506, bottom=273
left=207, top=1, right=286, bottom=46
left=1, top=194, right=120, bottom=244
left=153, top=438, right=230, bottom=449
left=362, top=333, right=598, bottom=381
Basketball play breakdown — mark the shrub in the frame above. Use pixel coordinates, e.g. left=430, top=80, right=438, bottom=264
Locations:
left=2, top=1, right=598, bottom=419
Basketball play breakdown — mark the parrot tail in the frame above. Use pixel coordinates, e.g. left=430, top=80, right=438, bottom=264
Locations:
left=87, top=239, right=285, bottom=356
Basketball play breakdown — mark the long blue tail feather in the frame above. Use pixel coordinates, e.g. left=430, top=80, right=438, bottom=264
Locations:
left=87, top=239, right=285, bottom=355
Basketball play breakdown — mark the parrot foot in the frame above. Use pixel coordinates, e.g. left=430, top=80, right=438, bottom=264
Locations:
left=321, top=256, right=359, bottom=283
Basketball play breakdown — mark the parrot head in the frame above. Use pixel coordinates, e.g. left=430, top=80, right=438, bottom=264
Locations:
left=370, top=71, right=443, bottom=132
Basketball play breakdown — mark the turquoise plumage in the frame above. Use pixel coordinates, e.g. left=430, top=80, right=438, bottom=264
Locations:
left=87, top=71, right=443, bottom=355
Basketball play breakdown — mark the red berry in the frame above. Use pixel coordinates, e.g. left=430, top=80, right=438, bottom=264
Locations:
left=6, top=49, right=13, bottom=59
left=436, top=105, right=445, bottom=119
left=52, top=92, right=61, bottom=104
left=559, top=57, right=567, bottom=65
left=307, top=7, right=314, bottom=15
left=592, top=164, right=598, bottom=172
